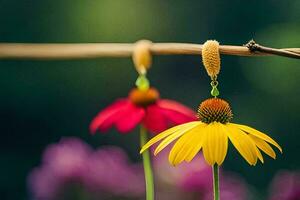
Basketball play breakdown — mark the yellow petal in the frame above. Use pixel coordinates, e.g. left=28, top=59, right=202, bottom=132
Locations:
left=203, top=123, right=228, bottom=165
left=201, top=127, right=212, bottom=165
left=168, top=129, right=198, bottom=166
left=154, top=122, right=203, bottom=155
left=225, top=124, right=258, bottom=165
left=185, top=125, right=207, bottom=162
left=173, top=130, right=199, bottom=165
left=140, top=121, right=200, bottom=154
left=215, top=123, right=228, bottom=165
left=233, top=123, right=282, bottom=153
left=254, top=145, right=264, bottom=163
left=249, top=134, right=276, bottom=159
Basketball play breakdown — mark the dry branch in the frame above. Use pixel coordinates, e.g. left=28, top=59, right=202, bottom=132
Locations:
left=0, top=41, right=299, bottom=60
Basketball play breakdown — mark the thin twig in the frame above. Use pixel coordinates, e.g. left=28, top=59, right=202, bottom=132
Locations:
left=0, top=41, right=299, bottom=60
left=245, top=40, right=300, bottom=59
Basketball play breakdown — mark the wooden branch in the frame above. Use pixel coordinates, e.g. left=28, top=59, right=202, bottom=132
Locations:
left=0, top=41, right=299, bottom=60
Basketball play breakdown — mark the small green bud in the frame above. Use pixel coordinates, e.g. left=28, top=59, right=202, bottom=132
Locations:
left=135, top=75, right=150, bottom=91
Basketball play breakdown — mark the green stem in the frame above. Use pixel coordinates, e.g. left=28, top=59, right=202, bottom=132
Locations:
left=212, top=164, right=220, bottom=200
left=140, top=126, right=155, bottom=200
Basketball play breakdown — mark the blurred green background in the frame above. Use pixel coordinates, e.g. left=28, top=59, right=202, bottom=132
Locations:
left=0, top=0, right=299, bottom=199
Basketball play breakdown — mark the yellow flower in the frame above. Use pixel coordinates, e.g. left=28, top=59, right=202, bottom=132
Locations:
left=140, top=98, right=282, bottom=166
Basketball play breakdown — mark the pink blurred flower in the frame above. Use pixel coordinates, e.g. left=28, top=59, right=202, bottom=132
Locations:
left=154, top=148, right=249, bottom=200
left=269, top=170, right=300, bottom=200
left=90, top=87, right=197, bottom=134
left=28, top=138, right=145, bottom=200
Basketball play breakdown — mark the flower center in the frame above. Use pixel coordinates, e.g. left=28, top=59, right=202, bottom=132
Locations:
left=129, top=88, right=160, bottom=107
left=197, top=98, right=233, bottom=124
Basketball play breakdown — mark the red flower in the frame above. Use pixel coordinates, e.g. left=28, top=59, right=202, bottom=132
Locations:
left=90, top=88, right=197, bottom=134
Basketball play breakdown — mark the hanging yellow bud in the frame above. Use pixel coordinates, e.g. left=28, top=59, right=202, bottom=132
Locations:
left=202, top=40, right=221, bottom=77
left=133, top=40, right=152, bottom=75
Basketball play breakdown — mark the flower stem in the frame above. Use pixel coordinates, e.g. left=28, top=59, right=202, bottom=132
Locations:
left=140, top=126, right=155, bottom=200
left=212, top=164, right=220, bottom=200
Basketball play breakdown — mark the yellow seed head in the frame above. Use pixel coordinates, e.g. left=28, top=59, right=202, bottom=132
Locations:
left=202, top=40, right=221, bottom=77
left=132, top=40, right=152, bottom=75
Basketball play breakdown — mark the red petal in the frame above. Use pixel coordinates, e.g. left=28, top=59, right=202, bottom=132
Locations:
left=89, top=99, right=129, bottom=134
left=157, top=99, right=197, bottom=124
left=143, top=105, right=168, bottom=134
left=115, top=103, right=145, bottom=133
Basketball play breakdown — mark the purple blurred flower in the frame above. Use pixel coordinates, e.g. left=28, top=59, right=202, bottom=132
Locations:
left=269, top=170, right=300, bottom=200
left=28, top=138, right=144, bottom=200
left=28, top=138, right=250, bottom=200
left=154, top=148, right=249, bottom=200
